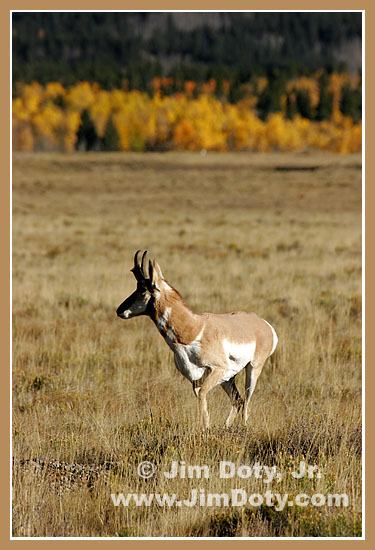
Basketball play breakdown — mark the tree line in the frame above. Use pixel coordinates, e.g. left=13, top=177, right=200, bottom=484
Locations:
left=12, top=12, right=362, bottom=123
left=12, top=80, right=362, bottom=154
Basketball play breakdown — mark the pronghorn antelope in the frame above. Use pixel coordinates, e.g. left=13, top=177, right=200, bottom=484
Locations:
left=116, top=251, right=278, bottom=429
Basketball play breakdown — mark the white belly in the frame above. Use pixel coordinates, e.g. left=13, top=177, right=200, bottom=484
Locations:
left=171, top=334, right=257, bottom=384
left=219, top=340, right=256, bottom=382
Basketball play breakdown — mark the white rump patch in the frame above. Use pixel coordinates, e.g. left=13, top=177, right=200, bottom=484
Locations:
left=220, top=340, right=256, bottom=382
left=263, top=320, right=278, bottom=356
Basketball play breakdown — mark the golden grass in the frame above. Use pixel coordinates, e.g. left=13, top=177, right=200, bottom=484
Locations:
left=12, top=151, right=362, bottom=537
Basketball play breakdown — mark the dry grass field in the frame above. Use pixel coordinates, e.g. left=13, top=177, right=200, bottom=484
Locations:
left=12, top=151, right=362, bottom=537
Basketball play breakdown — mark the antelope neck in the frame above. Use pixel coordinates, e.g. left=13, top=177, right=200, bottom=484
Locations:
left=150, top=287, right=204, bottom=346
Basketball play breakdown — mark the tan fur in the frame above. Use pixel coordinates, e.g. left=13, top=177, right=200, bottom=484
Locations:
left=153, top=284, right=204, bottom=346
left=117, top=253, right=278, bottom=429
left=153, top=286, right=274, bottom=364
left=199, top=311, right=274, bottom=368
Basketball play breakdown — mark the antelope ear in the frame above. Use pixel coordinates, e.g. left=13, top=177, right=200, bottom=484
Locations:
left=149, top=259, right=163, bottom=289
left=153, top=260, right=164, bottom=280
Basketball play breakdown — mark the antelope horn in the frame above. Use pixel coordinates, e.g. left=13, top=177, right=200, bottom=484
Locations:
left=140, top=250, right=149, bottom=279
left=131, top=250, right=149, bottom=281
left=131, top=250, right=141, bottom=279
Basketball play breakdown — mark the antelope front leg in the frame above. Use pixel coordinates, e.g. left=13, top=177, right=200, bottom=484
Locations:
left=221, top=378, right=244, bottom=427
left=197, top=368, right=226, bottom=430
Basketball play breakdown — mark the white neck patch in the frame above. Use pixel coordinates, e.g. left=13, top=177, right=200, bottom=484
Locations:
left=156, top=307, right=171, bottom=332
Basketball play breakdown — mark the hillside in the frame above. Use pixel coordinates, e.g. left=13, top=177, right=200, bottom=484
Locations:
left=12, top=12, right=362, bottom=89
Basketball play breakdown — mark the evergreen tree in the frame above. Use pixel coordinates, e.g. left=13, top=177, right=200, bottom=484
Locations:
left=100, top=116, right=120, bottom=151
left=340, top=85, right=362, bottom=123
left=316, top=87, right=333, bottom=121
left=285, top=92, right=297, bottom=119
left=296, top=89, right=312, bottom=119
left=76, top=110, right=98, bottom=151
left=316, top=72, right=333, bottom=120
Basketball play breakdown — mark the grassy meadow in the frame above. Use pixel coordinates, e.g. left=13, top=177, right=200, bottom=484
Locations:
left=12, top=151, right=362, bottom=537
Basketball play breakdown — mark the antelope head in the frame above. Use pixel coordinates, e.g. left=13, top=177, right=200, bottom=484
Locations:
left=116, top=250, right=164, bottom=319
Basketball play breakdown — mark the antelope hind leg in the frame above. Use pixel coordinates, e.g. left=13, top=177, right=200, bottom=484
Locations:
left=221, top=378, right=244, bottom=427
left=243, top=361, right=264, bottom=425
